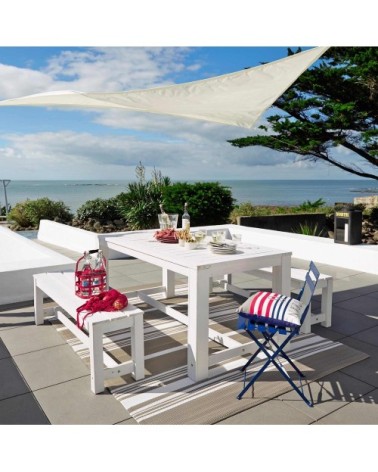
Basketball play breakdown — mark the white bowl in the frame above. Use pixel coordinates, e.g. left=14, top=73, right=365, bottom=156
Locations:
left=185, top=241, right=198, bottom=250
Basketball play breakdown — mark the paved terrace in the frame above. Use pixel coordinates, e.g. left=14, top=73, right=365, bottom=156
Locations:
left=0, top=241, right=377, bottom=425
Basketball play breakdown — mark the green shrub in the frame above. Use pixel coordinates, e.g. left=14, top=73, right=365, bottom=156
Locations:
left=8, top=201, right=33, bottom=227
left=293, top=222, right=325, bottom=236
left=294, top=198, right=326, bottom=211
left=365, top=206, right=378, bottom=224
left=229, top=202, right=256, bottom=223
left=162, top=182, right=235, bottom=226
left=117, top=163, right=171, bottom=230
left=76, top=197, right=122, bottom=224
left=8, top=198, right=73, bottom=229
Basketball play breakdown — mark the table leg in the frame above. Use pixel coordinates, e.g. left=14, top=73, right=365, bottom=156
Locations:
left=187, top=268, right=210, bottom=381
left=33, top=278, right=44, bottom=325
left=163, top=268, right=176, bottom=298
left=272, top=253, right=291, bottom=296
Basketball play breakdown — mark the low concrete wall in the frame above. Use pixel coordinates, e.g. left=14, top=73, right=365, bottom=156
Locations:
left=238, top=213, right=327, bottom=234
left=202, top=224, right=378, bottom=275
left=0, top=226, right=75, bottom=304
left=37, top=220, right=131, bottom=260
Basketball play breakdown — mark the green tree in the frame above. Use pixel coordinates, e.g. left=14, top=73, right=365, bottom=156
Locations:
left=229, top=47, right=378, bottom=180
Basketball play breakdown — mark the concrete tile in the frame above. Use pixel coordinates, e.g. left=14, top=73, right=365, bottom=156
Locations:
left=0, top=338, right=10, bottom=360
left=312, top=325, right=346, bottom=342
left=0, top=392, right=50, bottom=424
left=277, top=370, right=375, bottom=421
left=322, top=305, right=378, bottom=337
left=34, top=376, right=130, bottom=425
left=13, top=344, right=90, bottom=391
left=315, top=388, right=378, bottom=424
left=0, top=306, right=35, bottom=332
left=335, top=294, right=378, bottom=317
left=115, top=417, right=139, bottom=425
left=0, top=357, right=31, bottom=400
left=352, top=325, right=378, bottom=348
left=0, top=323, right=67, bottom=356
left=216, top=398, right=314, bottom=425
left=128, top=272, right=162, bottom=285
left=108, top=274, right=146, bottom=291
left=340, top=355, right=378, bottom=388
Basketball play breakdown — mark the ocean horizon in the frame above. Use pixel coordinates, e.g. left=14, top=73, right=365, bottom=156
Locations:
left=2, top=179, right=378, bottom=213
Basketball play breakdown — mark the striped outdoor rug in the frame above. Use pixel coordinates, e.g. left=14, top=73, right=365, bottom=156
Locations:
left=51, top=287, right=368, bottom=424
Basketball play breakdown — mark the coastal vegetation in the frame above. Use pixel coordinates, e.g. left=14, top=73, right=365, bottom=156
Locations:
left=5, top=164, right=378, bottom=244
left=229, top=47, right=378, bottom=181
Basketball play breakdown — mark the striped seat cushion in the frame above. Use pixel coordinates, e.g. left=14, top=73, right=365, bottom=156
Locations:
left=238, top=291, right=303, bottom=328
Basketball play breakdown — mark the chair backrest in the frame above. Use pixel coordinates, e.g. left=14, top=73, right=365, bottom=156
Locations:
left=298, top=261, right=320, bottom=324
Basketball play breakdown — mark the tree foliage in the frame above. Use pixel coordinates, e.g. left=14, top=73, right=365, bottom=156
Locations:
left=229, top=47, right=378, bottom=180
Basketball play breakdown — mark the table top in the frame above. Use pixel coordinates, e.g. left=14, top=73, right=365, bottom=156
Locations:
left=106, top=230, right=291, bottom=271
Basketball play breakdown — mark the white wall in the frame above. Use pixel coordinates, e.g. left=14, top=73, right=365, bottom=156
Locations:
left=37, top=220, right=131, bottom=259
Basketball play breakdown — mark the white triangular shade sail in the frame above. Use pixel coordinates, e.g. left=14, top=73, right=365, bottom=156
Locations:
left=0, top=47, right=328, bottom=128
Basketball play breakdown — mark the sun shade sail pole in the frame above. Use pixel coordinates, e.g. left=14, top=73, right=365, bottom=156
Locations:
left=0, top=47, right=329, bottom=129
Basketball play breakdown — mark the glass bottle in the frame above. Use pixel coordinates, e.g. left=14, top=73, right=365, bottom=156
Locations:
left=93, top=250, right=106, bottom=294
left=81, top=251, right=93, bottom=297
left=159, top=203, right=169, bottom=229
left=182, top=202, right=190, bottom=231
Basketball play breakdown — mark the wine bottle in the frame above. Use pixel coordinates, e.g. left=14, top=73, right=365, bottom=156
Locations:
left=182, top=202, right=190, bottom=231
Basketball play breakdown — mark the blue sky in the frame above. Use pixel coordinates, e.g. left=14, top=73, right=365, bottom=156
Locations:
left=0, top=3, right=373, bottom=181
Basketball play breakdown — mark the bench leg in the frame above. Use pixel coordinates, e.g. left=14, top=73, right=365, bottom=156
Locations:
left=131, top=313, right=145, bottom=381
left=321, top=279, right=333, bottom=328
left=88, top=323, right=105, bottom=394
left=33, top=279, right=45, bottom=325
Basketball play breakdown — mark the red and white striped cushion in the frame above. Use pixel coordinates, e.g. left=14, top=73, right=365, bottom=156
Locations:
left=238, top=291, right=303, bottom=326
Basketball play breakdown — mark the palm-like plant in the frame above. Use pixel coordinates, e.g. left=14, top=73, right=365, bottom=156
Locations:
left=119, top=162, right=171, bottom=230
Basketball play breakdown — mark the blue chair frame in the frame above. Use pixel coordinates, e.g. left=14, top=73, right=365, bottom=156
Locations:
left=237, top=261, right=320, bottom=407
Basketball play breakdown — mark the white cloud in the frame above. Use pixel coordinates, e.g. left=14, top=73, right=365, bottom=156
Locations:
left=0, top=127, right=329, bottom=180
left=0, top=47, right=195, bottom=100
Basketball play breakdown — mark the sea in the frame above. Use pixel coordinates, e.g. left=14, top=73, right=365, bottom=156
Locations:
left=2, top=179, right=378, bottom=213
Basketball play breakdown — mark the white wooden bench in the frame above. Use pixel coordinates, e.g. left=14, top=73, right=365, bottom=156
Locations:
left=250, top=267, right=333, bottom=334
left=33, top=271, right=145, bottom=394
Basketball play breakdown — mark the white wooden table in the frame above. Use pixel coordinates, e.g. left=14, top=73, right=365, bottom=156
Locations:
left=34, top=272, right=144, bottom=393
left=106, top=228, right=291, bottom=382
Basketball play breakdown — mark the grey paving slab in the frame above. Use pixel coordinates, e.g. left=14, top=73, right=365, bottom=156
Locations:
left=0, top=356, right=31, bottom=400
left=108, top=274, right=146, bottom=291
left=0, top=323, right=67, bottom=356
left=0, top=392, right=50, bottom=424
left=312, top=325, right=346, bottom=342
left=332, top=279, right=378, bottom=304
left=335, top=294, right=378, bottom=317
left=34, top=376, right=130, bottom=425
left=13, top=343, right=90, bottom=391
left=277, top=371, right=375, bottom=421
left=0, top=338, right=10, bottom=360
left=128, top=272, right=163, bottom=285
left=340, top=356, right=378, bottom=388
left=352, top=325, right=378, bottom=348
left=216, top=398, right=314, bottom=425
left=115, top=417, right=139, bottom=425
left=315, top=388, right=378, bottom=424
left=0, top=306, right=35, bottom=332
left=321, top=305, right=378, bottom=337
